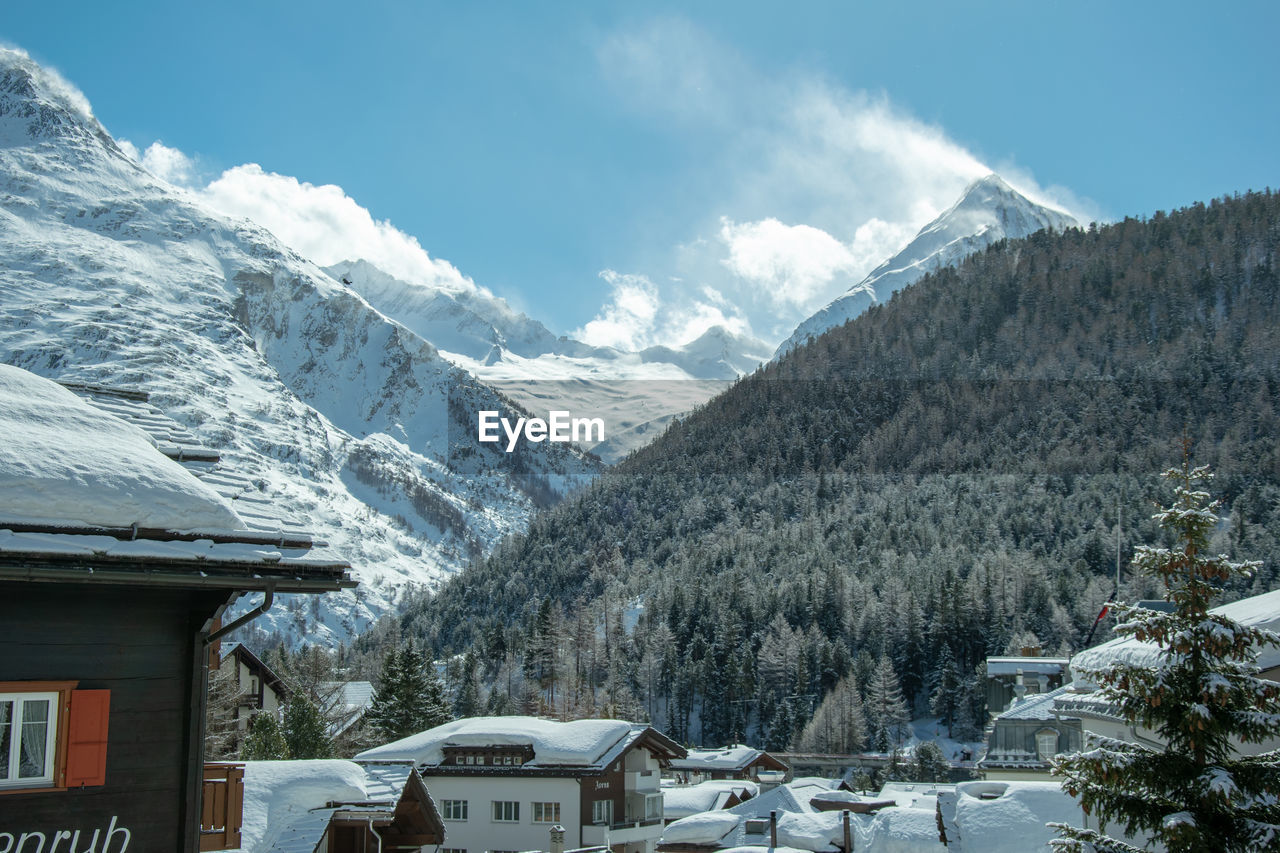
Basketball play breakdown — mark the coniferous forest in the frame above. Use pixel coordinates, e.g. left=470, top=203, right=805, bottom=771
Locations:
left=374, top=190, right=1280, bottom=751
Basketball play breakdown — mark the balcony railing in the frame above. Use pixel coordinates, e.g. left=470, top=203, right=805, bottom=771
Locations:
left=200, top=763, right=245, bottom=851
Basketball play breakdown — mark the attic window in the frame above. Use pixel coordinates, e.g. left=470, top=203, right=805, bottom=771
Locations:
left=745, top=819, right=769, bottom=835
left=1035, top=729, right=1059, bottom=760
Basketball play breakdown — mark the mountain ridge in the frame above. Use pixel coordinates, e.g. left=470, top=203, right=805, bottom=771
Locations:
left=776, top=173, right=1077, bottom=357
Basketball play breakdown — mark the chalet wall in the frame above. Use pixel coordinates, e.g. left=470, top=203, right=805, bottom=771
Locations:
left=420, top=774, right=581, bottom=853
left=0, top=581, right=227, bottom=850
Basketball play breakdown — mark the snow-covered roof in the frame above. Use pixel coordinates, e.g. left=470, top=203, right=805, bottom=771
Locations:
left=1070, top=588, right=1280, bottom=684
left=984, top=657, right=1070, bottom=677
left=322, top=680, right=375, bottom=737
left=355, top=715, right=681, bottom=769
left=937, top=781, right=1086, bottom=853
left=0, top=369, right=353, bottom=591
left=993, top=684, right=1073, bottom=722
left=671, top=744, right=771, bottom=771
left=236, top=760, right=371, bottom=853
left=0, top=364, right=243, bottom=531
left=664, top=780, right=756, bottom=820
left=662, top=811, right=742, bottom=846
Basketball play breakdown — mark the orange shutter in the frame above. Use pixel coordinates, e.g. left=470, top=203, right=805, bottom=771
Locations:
left=65, top=689, right=110, bottom=787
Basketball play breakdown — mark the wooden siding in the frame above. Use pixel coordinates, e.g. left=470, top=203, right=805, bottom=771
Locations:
left=0, top=581, right=227, bottom=850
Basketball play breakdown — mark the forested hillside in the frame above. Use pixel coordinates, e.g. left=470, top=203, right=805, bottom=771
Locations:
left=392, top=191, right=1280, bottom=750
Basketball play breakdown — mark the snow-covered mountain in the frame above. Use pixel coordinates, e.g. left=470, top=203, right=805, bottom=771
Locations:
left=0, top=48, right=600, bottom=644
left=776, top=174, right=1077, bottom=357
left=328, top=259, right=769, bottom=461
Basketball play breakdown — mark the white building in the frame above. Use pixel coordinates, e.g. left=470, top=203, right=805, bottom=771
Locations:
left=356, top=716, right=686, bottom=853
left=1053, top=588, right=1280, bottom=755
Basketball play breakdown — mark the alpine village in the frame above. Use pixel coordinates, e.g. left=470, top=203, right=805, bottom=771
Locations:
left=1, top=23, right=1279, bottom=853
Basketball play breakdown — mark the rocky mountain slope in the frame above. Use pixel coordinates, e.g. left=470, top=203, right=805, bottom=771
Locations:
left=0, top=48, right=598, bottom=645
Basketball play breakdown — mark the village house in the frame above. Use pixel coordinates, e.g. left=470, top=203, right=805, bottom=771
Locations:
left=0, top=367, right=353, bottom=851
left=356, top=716, right=686, bottom=853
left=217, top=642, right=291, bottom=752
left=975, top=685, right=1082, bottom=781
left=667, top=745, right=789, bottom=788
left=982, top=651, right=1070, bottom=717
left=1052, top=588, right=1280, bottom=756
left=234, top=759, right=445, bottom=852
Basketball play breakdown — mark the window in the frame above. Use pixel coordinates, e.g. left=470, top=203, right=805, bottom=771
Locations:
left=492, top=800, right=519, bottom=822
left=1035, top=730, right=1059, bottom=760
left=592, top=799, right=613, bottom=826
left=0, top=692, right=57, bottom=789
left=442, top=799, right=469, bottom=821
left=443, top=848, right=467, bottom=853
left=532, top=802, right=561, bottom=823
left=0, top=682, right=107, bottom=794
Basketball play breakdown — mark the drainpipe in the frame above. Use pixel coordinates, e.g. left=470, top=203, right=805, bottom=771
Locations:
left=368, top=817, right=384, bottom=853
left=204, top=583, right=276, bottom=645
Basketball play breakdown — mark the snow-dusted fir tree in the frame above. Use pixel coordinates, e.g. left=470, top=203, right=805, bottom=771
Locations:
left=1052, top=461, right=1280, bottom=853
left=866, top=655, right=912, bottom=751
left=367, top=641, right=452, bottom=742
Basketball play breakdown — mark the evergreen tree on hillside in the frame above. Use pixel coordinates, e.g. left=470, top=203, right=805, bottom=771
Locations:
left=367, top=641, right=453, bottom=742
left=796, top=673, right=868, bottom=753
left=865, top=655, right=911, bottom=751
left=1052, top=461, right=1280, bottom=853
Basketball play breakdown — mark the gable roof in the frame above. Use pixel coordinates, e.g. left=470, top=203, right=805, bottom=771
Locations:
left=671, top=745, right=788, bottom=773
left=0, top=369, right=352, bottom=593
left=355, top=715, right=685, bottom=773
left=222, top=643, right=291, bottom=699
left=1069, top=589, right=1280, bottom=684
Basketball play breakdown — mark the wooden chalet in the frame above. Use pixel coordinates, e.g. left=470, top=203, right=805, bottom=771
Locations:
left=0, top=368, right=354, bottom=851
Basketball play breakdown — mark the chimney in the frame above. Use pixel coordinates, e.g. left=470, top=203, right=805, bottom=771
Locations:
left=770, top=810, right=777, bottom=848
left=549, top=824, right=565, bottom=853
left=842, top=810, right=851, bottom=853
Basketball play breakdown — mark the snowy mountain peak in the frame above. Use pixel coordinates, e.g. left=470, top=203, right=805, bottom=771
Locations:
left=0, top=51, right=600, bottom=645
left=776, top=174, right=1077, bottom=357
left=0, top=48, right=113, bottom=152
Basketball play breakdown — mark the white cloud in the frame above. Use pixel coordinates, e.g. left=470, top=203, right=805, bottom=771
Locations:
left=575, top=270, right=749, bottom=351
left=198, top=164, right=474, bottom=294
left=719, top=217, right=858, bottom=307
left=594, top=18, right=1089, bottom=345
left=575, top=271, right=660, bottom=350
left=137, top=141, right=196, bottom=187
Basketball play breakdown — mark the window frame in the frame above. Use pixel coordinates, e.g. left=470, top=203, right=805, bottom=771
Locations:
left=442, top=799, right=469, bottom=821
left=0, top=681, right=78, bottom=795
left=1035, top=729, right=1059, bottom=761
left=531, top=801, right=561, bottom=824
left=491, top=800, right=520, bottom=822
left=592, top=799, right=613, bottom=826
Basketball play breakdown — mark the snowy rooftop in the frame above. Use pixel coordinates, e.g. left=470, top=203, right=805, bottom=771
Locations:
left=0, top=367, right=353, bottom=591
left=1069, top=588, right=1280, bottom=684
left=985, top=657, right=1070, bottom=677
left=662, top=811, right=742, bottom=846
left=355, top=715, right=683, bottom=768
left=993, top=684, right=1073, bottom=722
left=937, top=781, right=1086, bottom=853
left=664, top=780, right=757, bottom=820
left=671, top=744, right=768, bottom=771
left=235, top=760, right=392, bottom=853
left=0, top=364, right=243, bottom=531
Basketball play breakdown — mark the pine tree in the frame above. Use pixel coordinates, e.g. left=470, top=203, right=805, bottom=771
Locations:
left=283, top=696, right=331, bottom=759
left=911, top=741, right=950, bottom=783
left=866, top=655, right=911, bottom=752
left=242, top=712, right=289, bottom=760
left=367, top=641, right=453, bottom=742
left=797, top=673, right=868, bottom=754
left=1052, top=461, right=1280, bottom=853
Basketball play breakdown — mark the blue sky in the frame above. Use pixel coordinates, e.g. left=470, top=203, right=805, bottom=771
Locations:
left=4, top=2, right=1277, bottom=347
